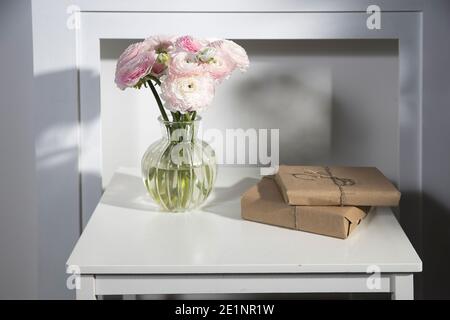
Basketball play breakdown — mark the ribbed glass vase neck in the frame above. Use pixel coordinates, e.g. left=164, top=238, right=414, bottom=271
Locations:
left=158, top=116, right=201, bottom=142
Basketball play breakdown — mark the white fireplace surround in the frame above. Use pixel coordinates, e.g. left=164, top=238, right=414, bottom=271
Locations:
left=32, top=0, right=425, bottom=298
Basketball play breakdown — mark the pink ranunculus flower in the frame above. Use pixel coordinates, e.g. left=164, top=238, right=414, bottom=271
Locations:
left=175, top=35, right=203, bottom=53
left=202, top=49, right=236, bottom=82
left=144, top=35, right=175, bottom=53
left=144, top=35, right=176, bottom=77
left=116, top=41, right=148, bottom=69
left=150, top=61, right=166, bottom=76
left=169, top=52, right=203, bottom=76
left=115, top=41, right=156, bottom=90
left=160, top=74, right=215, bottom=113
left=211, top=39, right=249, bottom=72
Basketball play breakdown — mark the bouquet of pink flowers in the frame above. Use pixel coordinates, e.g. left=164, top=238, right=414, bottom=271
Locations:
left=115, top=35, right=249, bottom=121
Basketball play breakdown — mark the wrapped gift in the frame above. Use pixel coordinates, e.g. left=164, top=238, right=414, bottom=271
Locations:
left=241, top=177, right=370, bottom=239
left=274, top=165, right=401, bottom=206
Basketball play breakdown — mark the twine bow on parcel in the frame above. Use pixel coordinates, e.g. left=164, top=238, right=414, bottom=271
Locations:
left=292, top=166, right=356, bottom=206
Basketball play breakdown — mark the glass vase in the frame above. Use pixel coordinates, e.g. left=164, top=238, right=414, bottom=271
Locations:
left=141, top=116, right=217, bottom=212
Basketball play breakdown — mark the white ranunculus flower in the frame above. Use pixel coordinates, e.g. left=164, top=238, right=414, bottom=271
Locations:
left=169, top=52, right=203, bottom=76
left=211, top=39, right=249, bottom=72
left=203, top=50, right=235, bottom=82
left=161, top=74, right=216, bottom=113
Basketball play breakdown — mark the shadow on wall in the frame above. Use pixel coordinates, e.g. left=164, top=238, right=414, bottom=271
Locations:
left=204, top=39, right=399, bottom=180
left=34, top=69, right=103, bottom=299
left=422, top=193, right=450, bottom=299
left=234, top=68, right=332, bottom=165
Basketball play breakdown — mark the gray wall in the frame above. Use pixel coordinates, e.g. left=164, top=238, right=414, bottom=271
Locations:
left=0, top=0, right=38, bottom=299
left=422, top=0, right=450, bottom=299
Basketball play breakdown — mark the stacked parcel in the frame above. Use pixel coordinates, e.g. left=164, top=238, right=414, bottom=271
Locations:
left=241, top=165, right=401, bottom=239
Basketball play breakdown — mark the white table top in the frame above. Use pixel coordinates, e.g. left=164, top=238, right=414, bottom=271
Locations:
left=67, top=167, right=422, bottom=274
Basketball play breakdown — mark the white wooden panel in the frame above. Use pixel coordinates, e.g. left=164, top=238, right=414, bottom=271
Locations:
left=391, top=274, right=414, bottom=300
left=79, top=12, right=422, bottom=232
left=95, top=274, right=391, bottom=295
left=76, top=275, right=96, bottom=300
left=30, top=0, right=426, bottom=299
left=31, top=0, right=81, bottom=299
left=75, top=0, right=424, bottom=12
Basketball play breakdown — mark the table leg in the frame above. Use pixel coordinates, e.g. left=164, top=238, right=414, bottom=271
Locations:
left=76, top=275, right=97, bottom=300
left=390, top=274, right=414, bottom=300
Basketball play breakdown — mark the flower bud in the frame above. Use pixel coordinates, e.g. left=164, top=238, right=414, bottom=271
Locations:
left=156, top=52, right=170, bottom=65
left=197, top=47, right=216, bottom=63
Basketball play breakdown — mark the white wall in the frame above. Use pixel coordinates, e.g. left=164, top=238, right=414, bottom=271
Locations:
left=0, top=0, right=38, bottom=299
left=100, top=39, right=399, bottom=187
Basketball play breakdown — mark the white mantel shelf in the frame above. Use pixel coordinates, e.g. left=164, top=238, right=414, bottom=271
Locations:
left=67, top=167, right=422, bottom=299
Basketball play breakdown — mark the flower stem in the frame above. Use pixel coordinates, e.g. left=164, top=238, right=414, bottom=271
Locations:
left=147, top=80, right=169, bottom=122
left=191, top=111, right=197, bottom=121
left=171, top=112, right=179, bottom=122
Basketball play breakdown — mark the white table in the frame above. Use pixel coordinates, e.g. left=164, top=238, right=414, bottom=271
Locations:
left=67, top=167, right=422, bottom=300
